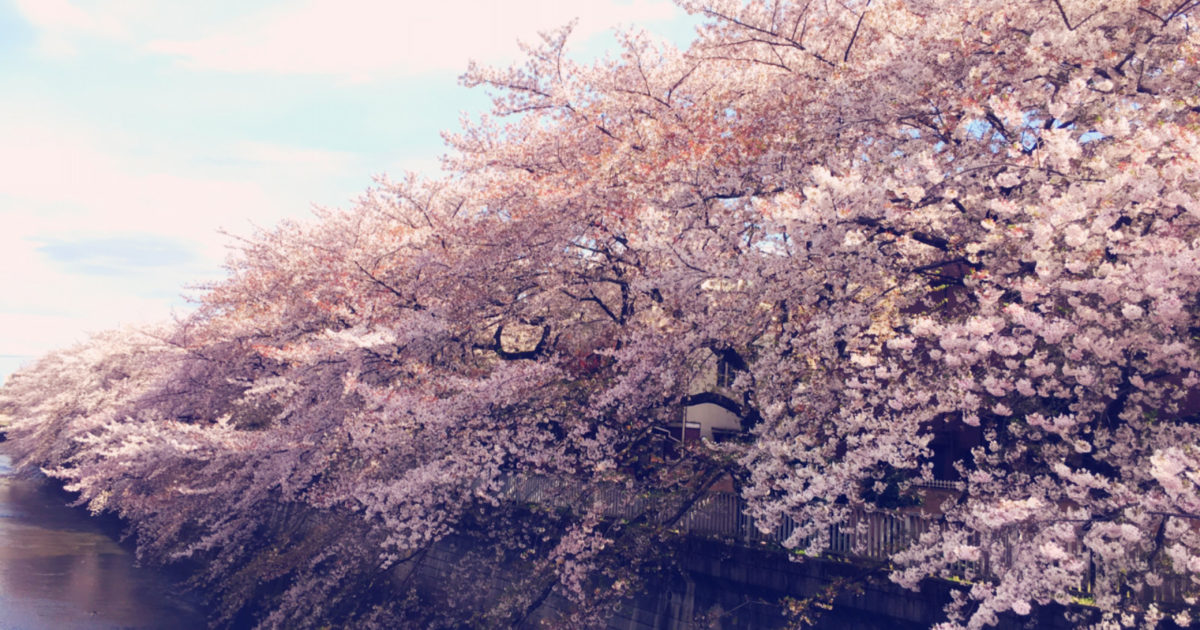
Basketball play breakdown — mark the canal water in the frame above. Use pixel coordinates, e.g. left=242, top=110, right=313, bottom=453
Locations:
left=0, top=451, right=206, bottom=630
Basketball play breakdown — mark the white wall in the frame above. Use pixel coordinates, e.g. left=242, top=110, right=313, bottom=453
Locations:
left=684, top=402, right=740, bottom=439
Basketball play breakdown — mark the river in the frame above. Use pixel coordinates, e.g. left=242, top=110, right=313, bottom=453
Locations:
left=0, top=450, right=206, bottom=630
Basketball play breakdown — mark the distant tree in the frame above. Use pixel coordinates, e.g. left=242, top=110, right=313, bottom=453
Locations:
left=3, top=1, right=1200, bottom=628
left=0, top=327, right=178, bottom=470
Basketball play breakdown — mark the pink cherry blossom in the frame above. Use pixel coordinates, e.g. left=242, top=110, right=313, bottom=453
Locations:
left=3, top=0, right=1200, bottom=627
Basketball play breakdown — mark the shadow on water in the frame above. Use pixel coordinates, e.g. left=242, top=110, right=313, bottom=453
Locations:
left=0, top=450, right=207, bottom=630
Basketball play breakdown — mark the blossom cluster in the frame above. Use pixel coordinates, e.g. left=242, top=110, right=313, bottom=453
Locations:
left=2, top=1, right=1200, bottom=627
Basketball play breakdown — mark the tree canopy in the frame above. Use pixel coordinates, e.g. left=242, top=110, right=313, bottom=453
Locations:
left=3, top=0, right=1200, bottom=628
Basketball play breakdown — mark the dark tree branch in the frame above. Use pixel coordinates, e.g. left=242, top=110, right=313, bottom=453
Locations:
left=1051, top=0, right=1099, bottom=31
left=562, top=288, right=621, bottom=323
left=852, top=216, right=951, bottom=251
left=354, top=262, right=424, bottom=311
left=843, top=1, right=872, bottom=63
left=698, top=8, right=837, bottom=67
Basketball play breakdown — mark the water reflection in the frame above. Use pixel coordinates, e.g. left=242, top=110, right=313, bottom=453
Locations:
left=0, top=452, right=205, bottom=630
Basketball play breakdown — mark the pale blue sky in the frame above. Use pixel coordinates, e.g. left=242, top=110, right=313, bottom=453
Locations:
left=0, top=0, right=700, bottom=382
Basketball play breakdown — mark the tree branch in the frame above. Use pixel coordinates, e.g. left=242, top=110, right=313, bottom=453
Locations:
left=843, top=1, right=871, bottom=63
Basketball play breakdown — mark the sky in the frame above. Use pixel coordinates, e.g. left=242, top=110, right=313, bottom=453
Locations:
left=0, top=0, right=700, bottom=383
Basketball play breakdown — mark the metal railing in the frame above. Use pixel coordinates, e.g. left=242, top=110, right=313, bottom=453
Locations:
left=912, top=478, right=965, bottom=491
left=501, top=476, right=942, bottom=558
left=498, top=476, right=1196, bottom=606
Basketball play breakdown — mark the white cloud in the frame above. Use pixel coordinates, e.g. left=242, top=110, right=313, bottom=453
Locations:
left=230, top=141, right=357, bottom=170
left=0, top=120, right=272, bottom=259
left=0, top=113, right=363, bottom=365
left=12, top=0, right=689, bottom=77
left=0, top=114, right=366, bottom=258
left=0, top=225, right=187, bottom=359
left=11, top=0, right=126, bottom=56
left=144, top=0, right=680, bottom=80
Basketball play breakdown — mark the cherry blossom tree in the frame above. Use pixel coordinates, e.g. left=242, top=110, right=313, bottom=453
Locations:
left=3, top=0, right=1200, bottom=628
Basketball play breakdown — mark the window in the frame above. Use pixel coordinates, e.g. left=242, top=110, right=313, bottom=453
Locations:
left=710, top=428, right=741, bottom=443
left=716, top=357, right=737, bottom=388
